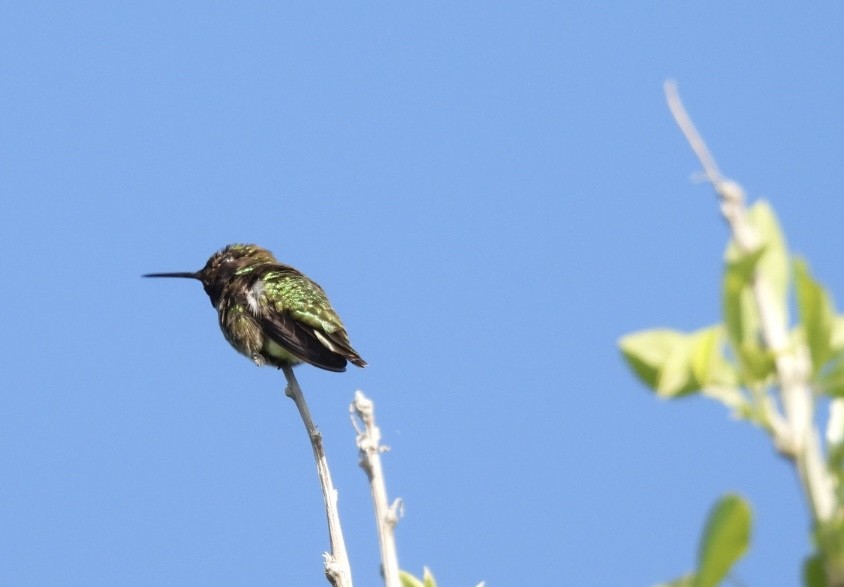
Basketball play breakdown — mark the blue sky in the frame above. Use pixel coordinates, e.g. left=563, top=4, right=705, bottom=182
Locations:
left=2, top=3, right=844, bottom=586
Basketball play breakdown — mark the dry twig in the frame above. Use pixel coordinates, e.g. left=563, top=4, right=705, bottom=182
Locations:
left=282, top=364, right=354, bottom=587
left=351, top=391, right=401, bottom=587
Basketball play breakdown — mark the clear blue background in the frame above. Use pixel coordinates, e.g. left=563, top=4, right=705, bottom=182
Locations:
left=2, top=3, right=843, bottom=585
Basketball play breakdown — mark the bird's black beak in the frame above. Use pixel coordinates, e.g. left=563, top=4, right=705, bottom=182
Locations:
left=143, top=271, right=200, bottom=279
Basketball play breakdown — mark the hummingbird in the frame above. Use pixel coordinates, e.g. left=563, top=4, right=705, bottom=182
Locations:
left=144, top=244, right=367, bottom=372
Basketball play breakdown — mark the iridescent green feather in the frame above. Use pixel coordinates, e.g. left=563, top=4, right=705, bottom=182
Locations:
left=261, top=271, right=347, bottom=334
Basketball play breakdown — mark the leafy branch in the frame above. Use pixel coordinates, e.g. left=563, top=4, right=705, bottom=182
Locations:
left=619, top=82, right=844, bottom=586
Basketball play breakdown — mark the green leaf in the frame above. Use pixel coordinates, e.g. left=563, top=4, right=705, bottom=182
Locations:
left=815, top=519, right=844, bottom=584
left=689, top=325, right=740, bottom=388
left=722, top=201, right=790, bottom=385
left=400, top=571, right=425, bottom=587
left=722, top=248, right=765, bottom=374
left=619, top=330, right=700, bottom=397
left=830, top=316, right=844, bottom=352
left=619, top=329, right=686, bottom=393
left=818, top=350, right=844, bottom=397
left=722, top=259, right=757, bottom=340
left=748, top=201, right=790, bottom=321
left=694, top=494, right=752, bottom=587
left=724, top=201, right=790, bottom=320
left=620, top=327, right=742, bottom=398
left=658, top=335, right=697, bottom=397
left=654, top=575, right=695, bottom=587
left=735, top=343, right=775, bottom=384
left=803, top=553, right=826, bottom=587
left=722, top=251, right=776, bottom=384
left=689, top=326, right=720, bottom=385
left=723, top=240, right=766, bottom=281
left=794, top=258, right=836, bottom=375
left=401, top=566, right=476, bottom=587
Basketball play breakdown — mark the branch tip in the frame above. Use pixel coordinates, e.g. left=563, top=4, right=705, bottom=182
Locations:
left=350, top=391, right=401, bottom=587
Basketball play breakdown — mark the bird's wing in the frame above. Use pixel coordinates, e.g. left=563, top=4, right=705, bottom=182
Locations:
left=302, top=316, right=367, bottom=368
left=259, top=310, right=348, bottom=372
left=245, top=268, right=349, bottom=372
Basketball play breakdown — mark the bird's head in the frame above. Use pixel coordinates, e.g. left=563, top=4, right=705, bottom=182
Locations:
left=144, top=243, right=278, bottom=308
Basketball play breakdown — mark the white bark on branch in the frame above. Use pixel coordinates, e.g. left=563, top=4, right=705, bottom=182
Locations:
left=351, top=391, right=401, bottom=587
left=281, top=364, right=354, bottom=587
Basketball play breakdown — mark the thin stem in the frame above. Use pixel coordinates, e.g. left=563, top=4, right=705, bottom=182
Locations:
left=663, top=81, right=835, bottom=524
left=281, top=364, right=354, bottom=587
left=351, top=391, right=401, bottom=587
left=665, top=80, right=723, bottom=186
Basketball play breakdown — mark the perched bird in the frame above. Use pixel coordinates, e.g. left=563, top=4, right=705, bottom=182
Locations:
left=144, top=244, right=366, bottom=372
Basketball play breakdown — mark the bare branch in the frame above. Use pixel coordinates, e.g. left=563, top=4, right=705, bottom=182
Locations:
left=282, top=364, right=354, bottom=587
left=665, top=80, right=723, bottom=186
left=351, top=391, right=401, bottom=587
